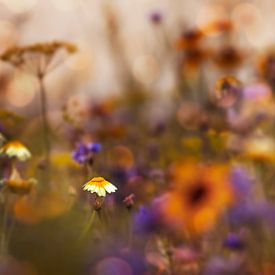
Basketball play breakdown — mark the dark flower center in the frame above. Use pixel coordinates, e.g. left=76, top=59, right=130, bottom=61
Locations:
left=187, top=183, right=208, bottom=205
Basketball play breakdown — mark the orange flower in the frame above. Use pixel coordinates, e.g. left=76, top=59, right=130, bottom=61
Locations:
left=176, top=29, right=203, bottom=50
left=162, top=161, right=233, bottom=235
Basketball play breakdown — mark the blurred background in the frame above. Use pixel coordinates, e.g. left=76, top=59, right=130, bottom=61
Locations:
left=1, top=1, right=275, bottom=275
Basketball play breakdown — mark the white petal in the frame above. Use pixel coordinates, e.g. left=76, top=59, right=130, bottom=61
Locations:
left=104, top=183, right=117, bottom=193
left=98, top=187, right=106, bottom=197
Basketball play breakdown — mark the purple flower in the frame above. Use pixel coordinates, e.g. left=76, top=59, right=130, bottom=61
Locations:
left=133, top=196, right=167, bottom=234
left=149, top=11, right=162, bottom=24
left=134, top=206, right=156, bottom=234
left=228, top=201, right=275, bottom=228
left=228, top=202, right=260, bottom=226
left=203, top=256, right=243, bottom=275
left=230, top=166, right=253, bottom=201
left=223, top=233, right=244, bottom=250
left=72, top=142, right=101, bottom=164
left=87, top=142, right=102, bottom=153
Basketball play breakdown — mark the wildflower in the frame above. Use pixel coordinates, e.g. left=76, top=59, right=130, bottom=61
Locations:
left=230, top=166, right=253, bottom=201
left=203, top=256, right=244, bottom=275
left=83, top=177, right=117, bottom=197
left=176, top=29, right=203, bottom=49
left=133, top=196, right=165, bottom=234
left=72, top=142, right=101, bottom=164
left=223, top=233, right=244, bottom=250
left=258, top=50, right=275, bottom=87
left=162, top=161, right=233, bottom=234
left=133, top=206, right=158, bottom=234
left=212, top=45, right=243, bottom=70
left=201, top=20, right=232, bottom=36
left=214, top=76, right=242, bottom=108
left=94, top=257, right=133, bottom=275
left=0, top=140, right=31, bottom=161
left=242, top=135, right=275, bottom=162
left=4, top=167, right=36, bottom=194
left=149, top=11, right=162, bottom=24
left=123, top=193, right=135, bottom=209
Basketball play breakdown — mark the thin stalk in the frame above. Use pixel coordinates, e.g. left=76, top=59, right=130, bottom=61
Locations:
left=1, top=194, right=9, bottom=256
left=38, top=76, right=51, bottom=168
left=78, top=210, right=96, bottom=241
left=127, top=209, right=133, bottom=250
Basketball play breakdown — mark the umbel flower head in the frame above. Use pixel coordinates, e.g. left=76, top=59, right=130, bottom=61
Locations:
left=0, top=140, right=31, bottom=161
left=83, top=177, right=117, bottom=197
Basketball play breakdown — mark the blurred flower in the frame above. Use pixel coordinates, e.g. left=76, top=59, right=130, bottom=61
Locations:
left=94, top=257, right=133, bottom=275
left=230, top=166, right=253, bottom=201
left=182, top=47, right=207, bottom=69
left=72, top=142, right=101, bottom=164
left=149, top=11, right=163, bottom=24
left=83, top=177, right=117, bottom=197
left=134, top=206, right=159, bottom=234
left=214, top=76, right=242, bottom=108
left=176, top=29, right=203, bottom=49
left=213, top=45, right=243, bottom=70
left=242, top=135, right=275, bottom=162
left=177, top=101, right=206, bottom=130
left=227, top=201, right=275, bottom=227
left=123, top=193, right=135, bottom=209
left=201, top=20, right=233, bottom=36
left=258, top=50, right=275, bottom=87
left=14, top=191, right=74, bottom=224
left=4, top=167, right=36, bottom=194
left=133, top=196, right=165, bottom=234
left=0, top=140, right=31, bottom=161
left=162, top=161, right=233, bottom=234
left=203, top=256, right=243, bottom=275
left=223, top=233, right=244, bottom=250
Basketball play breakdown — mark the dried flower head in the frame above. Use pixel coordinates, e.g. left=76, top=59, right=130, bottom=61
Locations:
left=0, top=140, right=31, bottom=161
left=83, top=176, right=117, bottom=197
left=4, top=167, right=36, bottom=194
left=1, top=41, right=77, bottom=76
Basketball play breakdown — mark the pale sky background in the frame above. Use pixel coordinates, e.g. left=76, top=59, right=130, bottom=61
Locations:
left=0, top=0, right=274, bottom=111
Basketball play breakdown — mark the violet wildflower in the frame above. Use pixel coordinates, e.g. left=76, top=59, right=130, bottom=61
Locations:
left=149, top=11, right=162, bottom=24
left=230, top=166, right=253, bottom=201
left=203, top=256, right=243, bottom=275
left=223, top=233, right=244, bottom=250
left=133, top=206, right=160, bottom=234
left=72, top=142, right=101, bottom=164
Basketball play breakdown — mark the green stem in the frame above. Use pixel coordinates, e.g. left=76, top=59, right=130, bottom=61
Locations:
left=1, top=194, right=9, bottom=255
left=127, top=209, right=133, bottom=250
left=78, top=210, right=96, bottom=241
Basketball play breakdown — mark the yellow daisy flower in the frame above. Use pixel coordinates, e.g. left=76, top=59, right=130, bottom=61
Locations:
left=0, top=140, right=31, bottom=161
left=83, top=177, right=117, bottom=197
